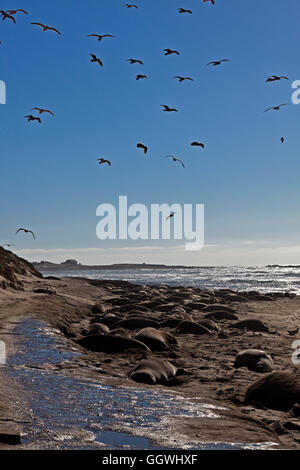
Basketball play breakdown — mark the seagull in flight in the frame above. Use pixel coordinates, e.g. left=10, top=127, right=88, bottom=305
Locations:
left=32, top=108, right=55, bottom=116
left=125, top=4, right=138, bottom=8
left=16, top=228, right=36, bottom=239
left=173, top=76, right=194, bottom=82
left=164, top=49, right=180, bottom=56
left=166, top=211, right=176, bottom=221
left=191, top=142, right=205, bottom=149
left=31, top=23, right=61, bottom=34
left=136, top=74, right=147, bottom=80
left=25, top=115, right=41, bottom=123
left=203, top=0, right=215, bottom=5
left=264, top=104, right=287, bottom=112
left=128, top=58, right=143, bottom=65
left=90, top=54, right=103, bottom=66
left=88, top=34, right=116, bottom=42
left=207, top=59, right=230, bottom=66
left=7, top=9, right=28, bottom=15
left=178, top=8, right=192, bottom=14
left=166, top=155, right=185, bottom=168
left=281, top=137, right=285, bottom=143
left=137, top=143, right=148, bottom=154
left=97, top=158, right=111, bottom=166
left=161, top=104, right=178, bottom=112
left=0, top=11, right=16, bottom=22
left=266, top=75, right=289, bottom=83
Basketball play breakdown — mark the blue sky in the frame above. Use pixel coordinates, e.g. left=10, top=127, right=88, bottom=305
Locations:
left=0, top=0, right=300, bottom=265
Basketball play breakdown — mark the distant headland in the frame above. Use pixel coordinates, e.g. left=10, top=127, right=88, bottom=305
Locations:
left=32, top=259, right=200, bottom=271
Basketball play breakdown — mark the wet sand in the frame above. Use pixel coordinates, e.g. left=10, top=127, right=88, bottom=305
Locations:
left=0, top=275, right=299, bottom=449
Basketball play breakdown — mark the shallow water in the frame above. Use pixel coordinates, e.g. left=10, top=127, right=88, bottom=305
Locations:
left=41, top=265, right=300, bottom=294
left=6, top=319, right=277, bottom=450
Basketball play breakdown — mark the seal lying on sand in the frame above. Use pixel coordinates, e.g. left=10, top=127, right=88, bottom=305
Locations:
left=175, top=320, right=212, bottom=335
left=230, top=319, right=269, bottom=332
left=113, top=317, right=160, bottom=330
left=129, top=358, right=178, bottom=385
left=135, top=327, right=177, bottom=351
left=245, top=372, right=300, bottom=411
left=234, top=349, right=273, bottom=373
left=78, top=334, right=150, bottom=353
left=82, top=323, right=109, bottom=336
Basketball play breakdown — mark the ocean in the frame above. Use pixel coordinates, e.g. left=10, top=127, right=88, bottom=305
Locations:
left=40, top=265, right=300, bottom=295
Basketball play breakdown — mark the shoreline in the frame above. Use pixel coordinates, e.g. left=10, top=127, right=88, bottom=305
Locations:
left=0, top=275, right=299, bottom=449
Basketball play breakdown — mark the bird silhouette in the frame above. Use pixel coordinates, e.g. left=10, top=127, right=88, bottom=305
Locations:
left=125, top=4, right=138, bottom=8
left=0, top=11, right=16, bottom=23
left=88, top=34, right=115, bottom=42
left=178, top=8, right=192, bottom=14
left=136, top=74, right=147, bottom=80
left=16, top=228, right=36, bottom=239
left=31, top=23, right=61, bottom=34
left=166, top=211, right=176, bottom=221
left=90, top=54, right=103, bottom=66
left=207, top=59, right=230, bottom=66
left=7, top=9, right=28, bottom=15
left=264, top=104, right=287, bottom=112
left=128, top=59, right=143, bottom=65
left=203, top=0, right=215, bottom=5
left=25, top=115, right=41, bottom=123
left=161, top=104, right=178, bottom=112
left=191, top=142, right=205, bottom=149
left=281, top=137, right=285, bottom=143
left=173, top=76, right=194, bottom=82
left=266, top=75, right=289, bottom=83
left=166, top=155, right=185, bottom=168
left=137, top=143, right=148, bottom=154
left=98, top=158, right=111, bottom=166
left=164, top=49, right=180, bottom=56
left=32, top=108, right=55, bottom=116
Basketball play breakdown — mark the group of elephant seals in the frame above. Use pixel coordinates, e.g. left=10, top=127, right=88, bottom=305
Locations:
left=234, top=349, right=273, bottom=373
left=245, top=372, right=300, bottom=411
left=113, top=317, right=160, bottom=331
left=129, top=358, right=178, bottom=385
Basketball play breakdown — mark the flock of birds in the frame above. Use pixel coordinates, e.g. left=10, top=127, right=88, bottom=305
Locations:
left=0, top=1, right=291, bottom=242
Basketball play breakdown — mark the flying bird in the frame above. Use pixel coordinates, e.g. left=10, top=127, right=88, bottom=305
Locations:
left=125, top=4, right=138, bottom=8
left=97, top=158, right=111, bottom=166
left=24, top=115, right=41, bottom=123
left=164, top=49, right=180, bottom=56
left=7, top=9, right=28, bottom=15
left=137, top=143, right=148, bottom=154
left=88, top=34, right=115, bottom=41
left=173, top=76, right=194, bottom=82
left=203, top=0, right=215, bottom=5
left=191, top=142, right=205, bottom=149
left=166, top=211, right=176, bottom=221
left=281, top=137, right=285, bottom=143
left=0, top=11, right=16, bottom=22
left=266, top=75, right=289, bottom=83
left=264, top=104, right=287, bottom=112
left=32, top=108, right=55, bottom=116
left=166, top=155, right=185, bottom=168
left=136, top=74, right=147, bottom=80
left=16, top=228, right=36, bottom=239
left=90, top=54, right=103, bottom=66
left=31, top=23, right=61, bottom=34
left=178, top=8, right=192, bottom=14
left=161, top=104, right=178, bottom=112
left=128, top=59, right=143, bottom=65
left=207, top=59, right=230, bottom=66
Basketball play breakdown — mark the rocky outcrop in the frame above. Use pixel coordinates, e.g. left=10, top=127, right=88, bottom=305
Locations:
left=0, top=247, right=42, bottom=289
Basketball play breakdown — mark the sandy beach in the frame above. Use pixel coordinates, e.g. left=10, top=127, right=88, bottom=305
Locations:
left=0, top=264, right=300, bottom=449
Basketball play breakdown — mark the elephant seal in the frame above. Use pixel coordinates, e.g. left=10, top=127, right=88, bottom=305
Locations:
left=231, top=319, right=269, bottom=332
left=198, top=318, right=220, bottom=332
left=245, top=372, right=300, bottom=411
left=78, top=334, right=150, bottom=353
left=129, top=358, right=178, bottom=385
left=135, top=327, right=177, bottom=351
left=96, top=314, right=121, bottom=328
left=204, top=304, right=237, bottom=314
left=113, top=317, right=160, bottom=330
left=175, top=320, right=212, bottom=335
left=82, top=323, right=110, bottom=336
left=234, top=349, right=273, bottom=373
